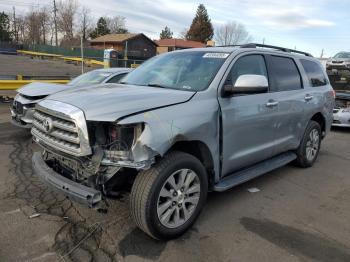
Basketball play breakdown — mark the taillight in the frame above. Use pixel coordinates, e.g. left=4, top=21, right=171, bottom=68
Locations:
left=332, top=89, right=336, bottom=98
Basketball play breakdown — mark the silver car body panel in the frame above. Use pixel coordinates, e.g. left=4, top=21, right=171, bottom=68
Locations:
left=11, top=68, right=132, bottom=128
left=31, top=47, right=334, bottom=186
left=18, top=82, right=71, bottom=97
left=17, top=68, right=132, bottom=97
left=48, top=84, right=195, bottom=121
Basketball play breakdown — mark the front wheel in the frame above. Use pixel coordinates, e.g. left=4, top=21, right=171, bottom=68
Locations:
left=295, top=120, right=322, bottom=168
left=130, top=151, right=208, bottom=240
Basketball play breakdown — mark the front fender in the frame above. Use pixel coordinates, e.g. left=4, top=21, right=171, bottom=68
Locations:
left=117, top=95, right=221, bottom=181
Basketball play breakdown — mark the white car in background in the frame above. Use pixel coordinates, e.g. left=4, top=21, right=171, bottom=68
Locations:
left=10, top=68, right=132, bottom=128
left=333, top=91, right=350, bottom=127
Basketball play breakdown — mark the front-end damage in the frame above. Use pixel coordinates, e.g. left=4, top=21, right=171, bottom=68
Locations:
left=32, top=91, right=220, bottom=208
left=33, top=120, right=157, bottom=207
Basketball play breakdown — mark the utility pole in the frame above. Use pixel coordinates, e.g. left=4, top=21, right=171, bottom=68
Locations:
left=262, top=38, right=265, bottom=45
left=80, top=36, right=84, bottom=74
left=53, top=0, right=58, bottom=46
left=13, top=6, right=17, bottom=43
left=124, top=41, right=128, bottom=68
left=320, top=49, right=324, bottom=58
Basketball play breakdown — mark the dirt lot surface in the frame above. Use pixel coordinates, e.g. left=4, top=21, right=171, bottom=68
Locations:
left=0, top=54, right=100, bottom=77
left=0, top=54, right=102, bottom=98
left=0, top=102, right=349, bottom=262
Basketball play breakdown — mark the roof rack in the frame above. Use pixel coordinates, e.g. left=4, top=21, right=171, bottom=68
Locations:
left=240, top=43, right=313, bottom=57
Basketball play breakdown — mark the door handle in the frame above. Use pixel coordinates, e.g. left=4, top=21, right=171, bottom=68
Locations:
left=266, top=100, right=279, bottom=107
left=305, top=94, right=314, bottom=101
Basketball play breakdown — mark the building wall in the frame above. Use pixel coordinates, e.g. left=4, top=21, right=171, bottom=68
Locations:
left=156, top=46, right=169, bottom=54
left=90, top=35, right=156, bottom=58
left=90, top=43, right=123, bottom=51
left=126, top=35, right=157, bottom=58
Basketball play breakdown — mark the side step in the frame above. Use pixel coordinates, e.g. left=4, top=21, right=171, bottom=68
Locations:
left=213, top=152, right=297, bottom=192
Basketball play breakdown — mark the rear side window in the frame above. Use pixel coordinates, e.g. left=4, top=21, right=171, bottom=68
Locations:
left=270, top=56, right=302, bottom=91
left=300, top=59, right=327, bottom=87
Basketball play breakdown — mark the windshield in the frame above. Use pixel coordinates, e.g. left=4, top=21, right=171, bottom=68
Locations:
left=68, top=71, right=113, bottom=86
left=334, top=52, right=350, bottom=59
left=121, top=51, right=229, bottom=91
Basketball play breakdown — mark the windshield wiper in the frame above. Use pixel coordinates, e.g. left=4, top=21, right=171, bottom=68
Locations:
left=147, top=83, right=169, bottom=89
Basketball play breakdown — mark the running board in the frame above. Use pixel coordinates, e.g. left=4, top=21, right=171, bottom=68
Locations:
left=213, top=152, right=297, bottom=192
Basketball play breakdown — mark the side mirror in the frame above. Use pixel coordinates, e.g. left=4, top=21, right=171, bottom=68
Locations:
left=224, top=74, right=268, bottom=95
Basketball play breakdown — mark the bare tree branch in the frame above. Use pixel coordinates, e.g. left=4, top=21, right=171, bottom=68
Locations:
left=215, top=21, right=252, bottom=46
left=57, top=0, right=77, bottom=42
left=105, top=16, right=128, bottom=34
left=79, top=6, right=92, bottom=41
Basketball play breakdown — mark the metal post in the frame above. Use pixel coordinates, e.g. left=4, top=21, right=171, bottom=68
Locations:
left=81, top=36, right=84, bottom=74
left=124, top=41, right=128, bottom=68
left=53, top=0, right=58, bottom=46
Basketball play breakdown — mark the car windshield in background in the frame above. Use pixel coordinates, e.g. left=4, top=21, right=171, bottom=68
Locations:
left=121, top=51, right=229, bottom=91
left=334, top=52, right=350, bottom=59
left=68, top=71, right=113, bottom=86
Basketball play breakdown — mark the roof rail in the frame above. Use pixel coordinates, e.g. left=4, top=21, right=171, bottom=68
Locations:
left=240, top=43, right=313, bottom=57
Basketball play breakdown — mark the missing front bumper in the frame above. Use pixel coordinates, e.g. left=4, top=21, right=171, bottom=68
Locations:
left=32, top=152, right=102, bottom=207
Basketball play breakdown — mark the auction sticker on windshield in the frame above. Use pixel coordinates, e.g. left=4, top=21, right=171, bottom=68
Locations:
left=203, top=53, right=230, bottom=59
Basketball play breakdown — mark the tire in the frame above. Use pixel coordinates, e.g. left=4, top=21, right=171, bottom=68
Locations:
left=130, top=151, right=208, bottom=240
left=295, top=120, right=322, bottom=168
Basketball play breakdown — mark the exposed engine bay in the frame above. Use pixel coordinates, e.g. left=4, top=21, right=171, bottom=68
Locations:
left=39, top=122, right=153, bottom=197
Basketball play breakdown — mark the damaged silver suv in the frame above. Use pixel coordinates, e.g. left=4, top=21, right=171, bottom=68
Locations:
left=31, top=44, right=334, bottom=240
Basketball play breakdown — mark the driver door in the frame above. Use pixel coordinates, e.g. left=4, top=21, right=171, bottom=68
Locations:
left=218, top=54, right=279, bottom=176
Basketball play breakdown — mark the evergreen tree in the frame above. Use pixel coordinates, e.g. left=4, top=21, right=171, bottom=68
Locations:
left=159, top=26, right=173, bottom=39
left=186, top=4, right=213, bottom=43
left=0, top=12, right=12, bottom=42
left=89, top=17, right=110, bottom=39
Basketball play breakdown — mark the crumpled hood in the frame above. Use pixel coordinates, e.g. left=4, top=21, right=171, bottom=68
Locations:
left=18, top=82, right=70, bottom=97
left=48, top=83, right=195, bottom=121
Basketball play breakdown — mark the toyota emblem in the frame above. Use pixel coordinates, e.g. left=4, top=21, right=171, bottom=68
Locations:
left=43, top=118, right=53, bottom=133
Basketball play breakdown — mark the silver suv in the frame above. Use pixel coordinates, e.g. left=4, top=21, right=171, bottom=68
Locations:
left=31, top=44, right=334, bottom=240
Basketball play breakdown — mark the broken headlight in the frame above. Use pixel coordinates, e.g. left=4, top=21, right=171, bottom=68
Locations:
left=94, top=123, right=144, bottom=161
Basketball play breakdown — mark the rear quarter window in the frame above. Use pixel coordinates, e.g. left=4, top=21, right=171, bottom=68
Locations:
left=269, top=56, right=302, bottom=91
left=300, top=59, right=327, bottom=87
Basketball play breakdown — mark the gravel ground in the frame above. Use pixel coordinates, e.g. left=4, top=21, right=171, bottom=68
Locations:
left=0, top=54, right=101, bottom=78
left=0, top=103, right=349, bottom=262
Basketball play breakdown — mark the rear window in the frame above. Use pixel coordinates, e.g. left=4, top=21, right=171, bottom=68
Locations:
left=300, top=59, right=327, bottom=87
left=270, top=56, right=302, bottom=91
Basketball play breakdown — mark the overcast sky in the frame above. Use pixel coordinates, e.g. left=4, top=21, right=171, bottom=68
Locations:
left=0, top=0, right=349, bottom=57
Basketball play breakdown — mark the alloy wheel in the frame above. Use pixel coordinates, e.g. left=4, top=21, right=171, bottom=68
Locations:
left=157, top=168, right=201, bottom=229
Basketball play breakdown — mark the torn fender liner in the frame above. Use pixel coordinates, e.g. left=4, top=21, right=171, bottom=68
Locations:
left=32, top=152, right=102, bottom=207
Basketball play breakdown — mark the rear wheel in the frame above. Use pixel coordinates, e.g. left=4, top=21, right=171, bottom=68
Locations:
left=295, top=120, right=321, bottom=167
left=130, top=151, right=208, bottom=240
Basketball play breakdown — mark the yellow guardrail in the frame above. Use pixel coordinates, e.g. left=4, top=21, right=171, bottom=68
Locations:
left=87, top=59, right=106, bottom=66
left=18, top=50, right=106, bottom=67
left=0, top=80, right=69, bottom=90
left=18, top=50, right=101, bottom=64
left=17, top=50, right=62, bottom=58
left=61, top=56, right=106, bottom=66
left=62, top=56, right=83, bottom=62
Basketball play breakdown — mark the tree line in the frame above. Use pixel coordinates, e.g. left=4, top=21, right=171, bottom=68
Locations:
left=160, top=4, right=252, bottom=45
left=0, top=0, right=128, bottom=47
left=0, top=2, right=252, bottom=47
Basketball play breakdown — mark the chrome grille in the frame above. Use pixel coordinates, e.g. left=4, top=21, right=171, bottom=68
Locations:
left=31, top=100, right=91, bottom=156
